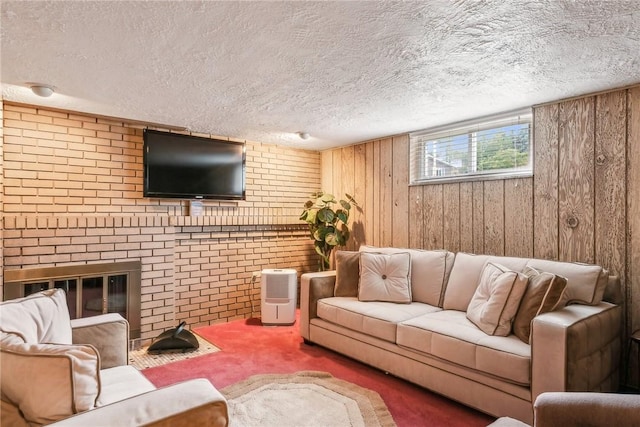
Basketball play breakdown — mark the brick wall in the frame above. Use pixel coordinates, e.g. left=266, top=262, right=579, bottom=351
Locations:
left=1, top=103, right=320, bottom=339
left=1, top=101, right=4, bottom=298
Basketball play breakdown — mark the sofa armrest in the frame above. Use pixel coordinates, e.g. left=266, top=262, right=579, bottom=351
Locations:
left=299, top=271, right=336, bottom=340
left=534, top=392, right=640, bottom=427
left=71, top=313, right=129, bottom=369
left=48, top=379, right=228, bottom=427
left=531, top=302, right=622, bottom=402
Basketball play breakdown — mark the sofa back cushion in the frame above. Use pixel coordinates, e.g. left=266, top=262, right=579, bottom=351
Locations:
left=466, top=262, right=529, bottom=336
left=360, top=246, right=454, bottom=306
left=524, top=259, right=607, bottom=306
left=358, top=252, right=412, bottom=303
left=0, top=289, right=72, bottom=344
left=0, top=333, right=101, bottom=426
left=334, top=251, right=360, bottom=297
left=443, top=253, right=529, bottom=311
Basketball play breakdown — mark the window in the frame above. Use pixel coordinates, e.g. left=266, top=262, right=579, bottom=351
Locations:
left=410, top=109, right=533, bottom=184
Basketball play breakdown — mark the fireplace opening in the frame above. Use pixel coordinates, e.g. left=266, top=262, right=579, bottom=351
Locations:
left=3, top=261, right=141, bottom=338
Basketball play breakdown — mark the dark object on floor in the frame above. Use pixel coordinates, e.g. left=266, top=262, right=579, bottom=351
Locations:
left=148, top=321, right=199, bottom=354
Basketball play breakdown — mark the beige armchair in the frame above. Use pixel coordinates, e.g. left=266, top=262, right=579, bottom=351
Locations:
left=490, top=391, right=640, bottom=427
left=1, top=289, right=228, bottom=427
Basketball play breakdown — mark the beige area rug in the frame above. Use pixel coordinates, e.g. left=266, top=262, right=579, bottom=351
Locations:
left=128, top=332, right=220, bottom=370
left=221, top=371, right=396, bottom=427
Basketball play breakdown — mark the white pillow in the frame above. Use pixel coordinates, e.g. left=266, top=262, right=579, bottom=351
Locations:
left=466, top=262, right=528, bottom=336
left=358, top=252, right=412, bottom=303
left=0, top=336, right=101, bottom=425
left=0, top=288, right=72, bottom=344
left=360, top=245, right=454, bottom=306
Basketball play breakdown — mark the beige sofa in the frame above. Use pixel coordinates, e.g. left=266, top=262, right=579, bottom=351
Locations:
left=0, top=289, right=228, bottom=427
left=300, top=247, right=622, bottom=424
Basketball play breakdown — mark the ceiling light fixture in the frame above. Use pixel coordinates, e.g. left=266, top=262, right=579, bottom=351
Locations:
left=30, top=84, right=55, bottom=97
left=297, top=132, right=310, bottom=140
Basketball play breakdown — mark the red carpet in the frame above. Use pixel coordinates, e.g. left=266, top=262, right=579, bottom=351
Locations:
left=142, top=315, right=495, bottom=427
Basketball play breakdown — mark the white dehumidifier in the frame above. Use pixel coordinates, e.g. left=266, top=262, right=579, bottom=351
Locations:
left=261, top=269, right=297, bottom=325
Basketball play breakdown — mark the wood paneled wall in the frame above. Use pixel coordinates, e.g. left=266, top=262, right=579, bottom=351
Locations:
left=322, top=85, right=640, bottom=387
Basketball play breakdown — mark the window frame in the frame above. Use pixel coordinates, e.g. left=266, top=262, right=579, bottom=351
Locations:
left=409, top=108, right=533, bottom=185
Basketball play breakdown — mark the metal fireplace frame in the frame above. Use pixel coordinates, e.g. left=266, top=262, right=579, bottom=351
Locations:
left=3, top=261, right=142, bottom=338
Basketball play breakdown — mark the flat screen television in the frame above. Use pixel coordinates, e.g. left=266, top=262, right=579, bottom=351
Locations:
left=143, top=129, right=246, bottom=200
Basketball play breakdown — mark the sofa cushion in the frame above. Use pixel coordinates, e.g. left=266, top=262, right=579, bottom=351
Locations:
left=97, top=365, right=156, bottom=407
left=512, top=267, right=567, bottom=344
left=334, top=251, right=360, bottom=297
left=525, top=259, right=606, bottom=306
left=466, top=263, right=529, bottom=336
left=0, top=334, right=101, bottom=425
left=443, top=253, right=529, bottom=311
left=397, top=310, right=531, bottom=386
left=358, top=252, right=412, bottom=303
left=0, top=288, right=72, bottom=344
left=317, top=297, right=441, bottom=343
left=360, top=246, right=454, bottom=306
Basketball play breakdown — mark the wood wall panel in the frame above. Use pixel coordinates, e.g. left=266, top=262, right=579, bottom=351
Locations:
left=353, top=144, right=367, bottom=249
left=627, top=86, right=640, bottom=337
left=504, top=178, right=533, bottom=258
left=372, top=140, right=381, bottom=246
left=392, top=135, right=409, bottom=248
left=459, top=182, right=474, bottom=253
left=533, top=104, right=559, bottom=260
left=409, top=185, right=424, bottom=248
left=558, top=97, right=596, bottom=263
left=341, top=146, right=356, bottom=250
left=320, top=150, right=333, bottom=194
left=443, top=183, right=460, bottom=253
left=380, top=138, right=393, bottom=247
left=594, top=91, right=626, bottom=279
left=472, top=181, right=485, bottom=254
left=423, top=184, right=444, bottom=249
left=483, top=180, right=505, bottom=255
left=364, top=143, right=375, bottom=247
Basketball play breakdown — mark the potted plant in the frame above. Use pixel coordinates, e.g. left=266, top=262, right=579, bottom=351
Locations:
left=300, top=191, right=358, bottom=271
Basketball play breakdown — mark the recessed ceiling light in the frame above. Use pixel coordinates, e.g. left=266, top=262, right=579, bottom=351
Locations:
left=297, top=132, right=310, bottom=140
left=29, top=84, right=55, bottom=97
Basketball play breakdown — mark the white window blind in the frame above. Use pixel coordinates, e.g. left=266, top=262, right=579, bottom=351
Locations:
left=410, top=108, right=533, bottom=184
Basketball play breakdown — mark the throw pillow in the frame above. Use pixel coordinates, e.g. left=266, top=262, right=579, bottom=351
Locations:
left=0, top=338, right=101, bottom=425
left=466, top=262, right=528, bottom=336
left=358, top=252, right=412, bottom=303
left=0, top=288, right=72, bottom=344
left=334, top=251, right=361, bottom=297
left=360, top=245, right=454, bottom=307
left=512, top=267, right=568, bottom=344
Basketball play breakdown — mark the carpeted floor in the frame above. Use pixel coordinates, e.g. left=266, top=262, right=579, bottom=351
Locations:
left=142, top=314, right=496, bottom=427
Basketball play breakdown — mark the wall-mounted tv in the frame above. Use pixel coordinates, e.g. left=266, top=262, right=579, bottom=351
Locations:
left=143, top=129, right=246, bottom=200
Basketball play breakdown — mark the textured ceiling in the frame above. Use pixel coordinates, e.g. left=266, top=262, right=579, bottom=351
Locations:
left=2, top=1, right=639, bottom=150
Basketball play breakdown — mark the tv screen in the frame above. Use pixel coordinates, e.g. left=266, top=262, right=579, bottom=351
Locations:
left=143, top=129, right=246, bottom=200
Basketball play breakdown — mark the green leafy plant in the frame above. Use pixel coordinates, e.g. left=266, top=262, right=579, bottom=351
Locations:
left=300, top=191, right=358, bottom=271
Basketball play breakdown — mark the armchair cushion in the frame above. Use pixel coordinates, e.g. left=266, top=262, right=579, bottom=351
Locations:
left=0, top=289, right=72, bottom=344
left=0, top=335, right=101, bottom=426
